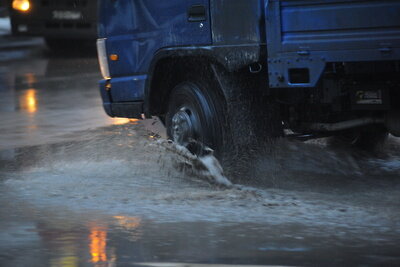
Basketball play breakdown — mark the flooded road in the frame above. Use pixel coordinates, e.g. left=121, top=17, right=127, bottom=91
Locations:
left=1, top=38, right=400, bottom=266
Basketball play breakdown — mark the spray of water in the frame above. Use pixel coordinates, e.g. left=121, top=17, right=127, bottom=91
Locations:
left=2, top=123, right=400, bottom=225
left=156, top=139, right=232, bottom=187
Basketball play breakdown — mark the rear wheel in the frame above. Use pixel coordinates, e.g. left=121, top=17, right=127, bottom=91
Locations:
left=165, top=81, right=228, bottom=158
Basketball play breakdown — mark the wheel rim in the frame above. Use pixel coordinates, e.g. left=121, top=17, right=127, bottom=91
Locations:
left=167, top=82, right=224, bottom=156
left=171, top=107, right=200, bottom=146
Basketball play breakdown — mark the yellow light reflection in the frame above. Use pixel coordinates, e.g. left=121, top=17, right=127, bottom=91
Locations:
left=19, top=89, right=38, bottom=113
left=12, top=0, right=30, bottom=12
left=50, top=255, right=79, bottom=267
left=113, top=216, right=141, bottom=230
left=130, top=119, right=139, bottom=125
left=25, top=72, right=37, bottom=87
left=89, top=227, right=108, bottom=263
left=113, top=216, right=142, bottom=241
left=112, top=118, right=139, bottom=125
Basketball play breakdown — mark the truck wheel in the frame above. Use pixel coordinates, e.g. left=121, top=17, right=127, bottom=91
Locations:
left=165, top=81, right=227, bottom=158
left=332, top=125, right=388, bottom=152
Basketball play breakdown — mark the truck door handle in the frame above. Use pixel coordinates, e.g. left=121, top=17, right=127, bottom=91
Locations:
left=188, top=5, right=206, bottom=22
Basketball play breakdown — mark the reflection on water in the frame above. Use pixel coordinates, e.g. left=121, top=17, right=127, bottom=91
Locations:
left=18, top=73, right=38, bottom=113
left=113, top=216, right=142, bottom=242
left=86, top=217, right=141, bottom=265
left=34, top=219, right=119, bottom=266
left=36, top=220, right=82, bottom=267
left=113, top=216, right=141, bottom=230
left=1, top=54, right=152, bottom=149
left=50, top=253, right=79, bottom=267
left=112, top=118, right=139, bottom=125
left=19, top=88, right=38, bottom=113
left=25, top=72, right=38, bottom=86
left=89, top=226, right=108, bottom=263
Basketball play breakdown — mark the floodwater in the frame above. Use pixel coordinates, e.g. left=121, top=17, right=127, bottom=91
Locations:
left=1, top=38, right=400, bottom=266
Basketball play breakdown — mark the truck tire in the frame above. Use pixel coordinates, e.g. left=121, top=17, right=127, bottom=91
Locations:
left=165, top=81, right=228, bottom=158
left=332, top=125, right=388, bottom=152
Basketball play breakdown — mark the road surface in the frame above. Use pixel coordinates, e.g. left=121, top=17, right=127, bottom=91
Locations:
left=1, top=35, right=400, bottom=267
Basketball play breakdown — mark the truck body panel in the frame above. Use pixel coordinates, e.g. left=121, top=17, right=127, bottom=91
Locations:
left=210, top=0, right=264, bottom=45
left=267, top=0, right=400, bottom=87
left=99, top=0, right=212, bottom=75
left=99, top=0, right=211, bottom=104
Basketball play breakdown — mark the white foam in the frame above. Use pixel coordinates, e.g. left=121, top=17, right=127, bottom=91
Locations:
left=156, top=139, right=233, bottom=187
left=368, top=157, right=400, bottom=171
left=198, top=155, right=232, bottom=187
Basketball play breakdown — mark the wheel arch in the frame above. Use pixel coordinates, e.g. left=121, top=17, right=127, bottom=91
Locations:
left=144, top=46, right=263, bottom=118
left=145, top=54, right=226, bottom=118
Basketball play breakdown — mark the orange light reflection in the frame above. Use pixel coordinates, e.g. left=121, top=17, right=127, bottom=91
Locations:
left=113, top=216, right=141, bottom=230
left=112, top=118, right=139, bottom=125
left=113, top=216, right=142, bottom=242
left=25, top=72, right=37, bottom=86
left=89, top=227, right=108, bottom=263
left=19, top=89, right=38, bottom=113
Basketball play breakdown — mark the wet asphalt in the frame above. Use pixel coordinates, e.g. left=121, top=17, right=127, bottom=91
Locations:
left=1, top=35, right=400, bottom=267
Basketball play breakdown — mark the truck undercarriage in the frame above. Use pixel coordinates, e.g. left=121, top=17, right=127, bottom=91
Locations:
left=277, top=60, right=400, bottom=139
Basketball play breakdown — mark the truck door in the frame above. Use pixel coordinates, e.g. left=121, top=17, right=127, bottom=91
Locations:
left=99, top=0, right=211, bottom=104
left=98, top=0, right=212, bottom=119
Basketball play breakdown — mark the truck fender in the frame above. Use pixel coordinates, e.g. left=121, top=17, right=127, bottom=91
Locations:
left=144, top=45, right=265, bottom=116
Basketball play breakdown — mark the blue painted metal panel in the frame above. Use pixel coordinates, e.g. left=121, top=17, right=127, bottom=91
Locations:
left=99, top=77, right=145, bottom=115
left=99, top=0, right=211, bottom=78
left=280, top=0, right=400, bottom=51
left=266, top=0, right=400, bottom=88
left=210, top=0, right=264, bottom=45
left=109, top=75, right=147, bottom=102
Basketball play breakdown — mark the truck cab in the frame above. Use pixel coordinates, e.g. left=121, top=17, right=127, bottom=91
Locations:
left=97, top=0, right=400, bottom=158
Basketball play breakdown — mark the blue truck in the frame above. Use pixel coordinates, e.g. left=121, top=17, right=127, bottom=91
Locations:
left=97, top=0, right=400, bottom=158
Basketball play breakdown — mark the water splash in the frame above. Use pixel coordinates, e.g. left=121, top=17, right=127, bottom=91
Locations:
left=155, top=139, right=232, bottom=187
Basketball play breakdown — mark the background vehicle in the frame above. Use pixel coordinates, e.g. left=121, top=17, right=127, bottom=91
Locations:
left=97, top=0, right=400, bottom=159
left=8, top=0, right=97, bottom=50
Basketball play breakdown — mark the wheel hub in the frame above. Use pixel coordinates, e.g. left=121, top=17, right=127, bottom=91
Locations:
left=171, top=108, right=195, bottom=146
